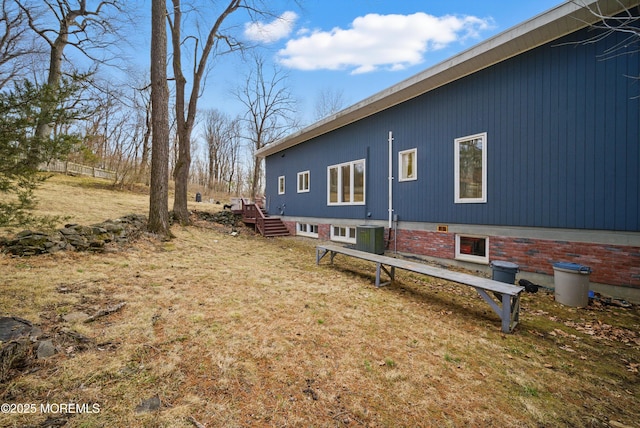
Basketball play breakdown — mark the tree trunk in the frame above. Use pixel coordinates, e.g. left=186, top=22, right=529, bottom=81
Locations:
left=148, top=0, right=171, bottom=238
left=251, top=156, right=262, bottom=200
left=169, top=0, right=190, bottom=225
left=172, top=129, right=191, bottom=224
left=35, top=31, right=67, bottom=139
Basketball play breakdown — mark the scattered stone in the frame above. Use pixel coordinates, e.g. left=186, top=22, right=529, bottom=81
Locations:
left=135, top=395, right=161, bottom=413
left=36, top=340, right=56, bottom=359
left=62, top=312, right=90, bottom=323
left=0, top=317, right=33, bottom=341
left=59, top=329, right=93, bottom=344
left=0, top=338, right=32, bottom=381
left=84, top=302, right=126, bottom=323
left=0, top=317, right=45, bottom=380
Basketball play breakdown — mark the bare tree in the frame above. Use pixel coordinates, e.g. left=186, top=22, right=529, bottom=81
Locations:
left=202, top=108, right=242, bottom=193
left=167, top=0, right=245, bottom=225
left=236, top=54, right=298, bottom=199
left=148, top=0, right=171, bottom=238
left=574, top=0, right=639, bottom=66
left=224, top=117, right=242, bottom=194
left=16, top=0, right=125, bottom=138
left=122, top=72, right=153, bottom=185
left=313, top=86, right=347, bottom=121
left=0, top=0, right=42, bottom=89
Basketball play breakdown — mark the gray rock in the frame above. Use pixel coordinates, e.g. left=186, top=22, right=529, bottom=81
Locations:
left=62, top=312, right=90, bottom=323
left=36, top=339, right=56, bottom=359
left=0, top=317, right=33, bottom=341
left=135, top=395, right=161, bottom=413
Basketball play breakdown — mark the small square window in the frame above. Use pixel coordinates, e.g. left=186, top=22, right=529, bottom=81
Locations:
left=455, top=235, right=489, bottom=264
left=278, top=176, right=285, bottom=195
left=399, top=148, right=417, bottom=182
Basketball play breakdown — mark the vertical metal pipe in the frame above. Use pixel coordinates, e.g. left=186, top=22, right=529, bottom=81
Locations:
left=388, top=131, right=394, bottom=229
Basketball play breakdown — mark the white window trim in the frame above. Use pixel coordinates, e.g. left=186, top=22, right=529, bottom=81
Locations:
left=297, top=170, right=310, bottom=193
left=455, top=234, right=489, bottom=264
left=454, top=132, right=487, bottom=203
left=398, top=148, right=417, bottom=182
left=327, top=159, right=366, bottom=206
left=278, top=175, right=285, bottom=195
left=296, top=222, right=318, bottom=238
left=330, top=225, right=357, bottom=244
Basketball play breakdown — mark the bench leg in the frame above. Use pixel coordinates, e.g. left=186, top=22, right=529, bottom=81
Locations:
left=501, top=293, right=521, bottom=333
left=375, top=263, right=394, bottom=287
left=475, top=289, right=520, bottom=333
left=501, top=293, right=512, bottom=334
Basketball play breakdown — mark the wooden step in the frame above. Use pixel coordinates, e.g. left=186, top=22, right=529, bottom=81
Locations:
left=261, top=218, right=290, bottom=237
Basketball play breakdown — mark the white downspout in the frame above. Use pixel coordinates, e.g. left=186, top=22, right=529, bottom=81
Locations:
left=388, top=131, right=394, bottom=229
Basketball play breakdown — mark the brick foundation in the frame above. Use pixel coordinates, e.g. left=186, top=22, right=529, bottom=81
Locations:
left=490, top=236, right=640, bottom=287
left=285, top=220, right=640, bottom=289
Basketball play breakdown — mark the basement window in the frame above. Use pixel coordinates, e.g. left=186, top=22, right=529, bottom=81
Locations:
left=455, top=235, right=489, bottom=264
left=331, top=225, right=356, bottom=244
left=297, top=223, right=318, bottom=238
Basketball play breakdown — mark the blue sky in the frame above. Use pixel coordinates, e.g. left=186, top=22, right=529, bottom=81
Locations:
left=215, top=0, right=565, bottom=125
left=125, top=1, right=566, bottom=126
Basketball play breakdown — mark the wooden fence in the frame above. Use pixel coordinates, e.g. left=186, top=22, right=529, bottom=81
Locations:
left=40, top=160, right=116, bottom=181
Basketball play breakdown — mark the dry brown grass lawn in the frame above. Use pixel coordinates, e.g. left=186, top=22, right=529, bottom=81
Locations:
left=1, top=174, right=638, bottom=427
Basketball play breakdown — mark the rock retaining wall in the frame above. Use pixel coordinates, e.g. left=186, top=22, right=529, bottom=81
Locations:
left=0, top=214, right=147, bottom=256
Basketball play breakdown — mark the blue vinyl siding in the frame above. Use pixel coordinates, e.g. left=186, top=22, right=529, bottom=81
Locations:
left=265, top=24, right=640, bottom=232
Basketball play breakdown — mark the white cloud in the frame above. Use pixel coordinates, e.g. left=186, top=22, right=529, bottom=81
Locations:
left=244, top=11, right=298, bottom=44
left=277, top=12, right=493, bottom=74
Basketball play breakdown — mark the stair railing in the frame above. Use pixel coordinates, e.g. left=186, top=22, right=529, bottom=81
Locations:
left=241, top=198, right=268, bottom=236
left=255, top=205, right=267, bottom=236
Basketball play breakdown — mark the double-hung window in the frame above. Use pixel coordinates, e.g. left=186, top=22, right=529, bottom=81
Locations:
left=454, top=133, right=487, bottom=203
left=327, top=159, right=365, bottom=205
left=297, top=171, right=310, bottom=193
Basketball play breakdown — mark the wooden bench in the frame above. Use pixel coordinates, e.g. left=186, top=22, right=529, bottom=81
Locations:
left=316, top=244, right=524, bottom=333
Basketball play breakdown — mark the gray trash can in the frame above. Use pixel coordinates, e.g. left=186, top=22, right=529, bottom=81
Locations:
left=491, top=261, right=519, bottom=284
left=553, top=262, right=591, bottom=307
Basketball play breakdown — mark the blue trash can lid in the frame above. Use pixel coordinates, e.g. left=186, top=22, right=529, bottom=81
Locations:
left=491, top=260, right=519, bottom=269
left=553, top=262, right=591, bottom=273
